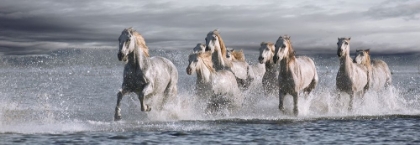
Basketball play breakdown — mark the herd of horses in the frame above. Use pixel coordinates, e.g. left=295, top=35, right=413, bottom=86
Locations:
left=114, top=28, right=392, bottom=121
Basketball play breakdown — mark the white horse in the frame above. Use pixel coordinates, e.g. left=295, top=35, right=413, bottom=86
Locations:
left=186, top=51, right=243, bottom=114
left=258, top=42, right=280, bottom=95
left=353, top=49, right=392, bottom=91
left=227, top=49, right=266, bottom=88
left=205, top=30, right=253, bottom=89
left=273, top=35, right=318, bottom=116
left=336, top=37, right=369, bottom=111
left=114, top=28, right=178, bottom=121
left=193, top=43, right=206, bottom=54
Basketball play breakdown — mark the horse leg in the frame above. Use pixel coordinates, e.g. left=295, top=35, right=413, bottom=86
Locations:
left=278, top=91, right=286, bottom=113
left=348, top=91, right=354, bottom=112
left=139, top=83, right=153, bottom=112
left=114, top=89, right=127, bottom=121
left=162, top=81, right=178, bottom=110
left=292, top=92, right=299, bottom=116
left=304, top=77, right=318, bottom=99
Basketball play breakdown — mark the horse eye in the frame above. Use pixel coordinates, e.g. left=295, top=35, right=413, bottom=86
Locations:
left=344, top=42, right=348, bottom=45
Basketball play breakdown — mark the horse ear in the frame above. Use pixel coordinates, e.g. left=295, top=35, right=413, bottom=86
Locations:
left=366, top=49, right=370, bottom=53
left=348, top=37, right=351, bottom=40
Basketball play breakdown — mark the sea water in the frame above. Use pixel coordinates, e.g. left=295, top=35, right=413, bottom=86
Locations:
left=0, top=49, right=419, bottom=144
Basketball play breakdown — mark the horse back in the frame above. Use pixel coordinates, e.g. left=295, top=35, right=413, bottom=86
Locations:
left=230, top=61, right=249, bottom=80
left=149, top=56, right=178, bottom=86
left=213, top=70, right=240, bottom=95
left=371, top=59, right=392, bottom=88
left=295, top=56, right=317, bottom=82
left=371, top=59, right=391, bottom=75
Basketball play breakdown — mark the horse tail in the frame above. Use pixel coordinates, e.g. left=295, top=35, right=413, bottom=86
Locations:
left=304, top=59, right=318, bottom=94
left=162, top=59, right=178, bottom=109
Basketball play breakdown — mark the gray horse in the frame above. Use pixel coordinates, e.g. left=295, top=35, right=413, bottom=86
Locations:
left=114, top=28, right=178, bottom=121
left=273, top=35, right=318, bottom=116
left=186, top=51, right=243, bottom=114
left=336, top=37, right=369, bottom=111
left=205, top=30, right=254, bottom=89
left=258, top=42, right=280, bottom=96
left=353, top=49, right=392, bottom=91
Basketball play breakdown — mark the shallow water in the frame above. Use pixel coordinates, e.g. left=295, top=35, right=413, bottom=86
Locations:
left=1, top=49, right=420, bottom=144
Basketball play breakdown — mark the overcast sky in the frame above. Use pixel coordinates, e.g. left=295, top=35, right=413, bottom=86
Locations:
left=1, top=0, right=420, bottom=55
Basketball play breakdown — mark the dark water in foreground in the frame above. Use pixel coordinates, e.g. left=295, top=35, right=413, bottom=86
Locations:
left=2, top=116, right=420, bottom=144
left=1, top=49, right=420, bottom=144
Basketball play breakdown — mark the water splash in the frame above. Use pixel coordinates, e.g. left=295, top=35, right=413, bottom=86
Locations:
left=1, top=49, right=419, bottom=134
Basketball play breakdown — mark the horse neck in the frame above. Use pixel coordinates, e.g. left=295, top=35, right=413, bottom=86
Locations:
left=212, top=45, right=229, bottom=70
left=279, top=51, right=296, bottom=75
left=265, top=58, right=278, bottom=72
left=196, top=61, right=213, bottom=84
left=339, top=49, right=353, bottom=72
left=128, top=44, right=150, bottom=70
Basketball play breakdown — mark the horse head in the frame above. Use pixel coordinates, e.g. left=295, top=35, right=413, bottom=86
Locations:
left=259, top=42, right=275, bottom=64
left=186, top=52, right=214, bottom=75
left=226, top=48, right=234, bottom=61
left=205, top=29, right=226, bottom=54
left=273, top=35, right=292, bottom=63
left=353, top=49, right=370, bottom=64
left=337, top=37, right=351, bottom=57
left=187, top=53, right=201, bottom=75
left=193, top=43, right=206, bottom=54
left=118, top=28, right=136, bottom=62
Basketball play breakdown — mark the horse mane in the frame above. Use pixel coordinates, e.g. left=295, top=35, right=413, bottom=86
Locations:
left=359, top=49, right=372, bottom=70
left=283, top=35, right=295, bottom=61
left=126, top=28, right=150, bottom=57
left=260, top=42, right=275, bottom=52
left=231, top=49, right=246, bottom=62
left=197, top=51, right=216, bottom=73
left=211, top=30, right=227, bottom=58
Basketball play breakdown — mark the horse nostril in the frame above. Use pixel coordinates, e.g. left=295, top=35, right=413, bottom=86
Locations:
left=186, top=68, right=192, bottom=75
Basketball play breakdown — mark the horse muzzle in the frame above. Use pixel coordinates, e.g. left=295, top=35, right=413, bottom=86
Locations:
left=337, top=52, right=342, bottom=57
left=186, top=67, right=192, bottom=75
left=273, top=56, right=279, bottom=63
left=258, top=57, right=264, bottom=64
left=118, top=52, right=127, bottom=61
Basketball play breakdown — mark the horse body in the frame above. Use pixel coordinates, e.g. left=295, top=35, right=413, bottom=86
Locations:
left=336, top=38, right=368, bottom=111
left=226, top=48, right=266, bottom=88
left=354, top=49, right=392, bottom=90
left=114, top=28, right=178, bottom=121
left=273, top=35, right=318, bottom=116
left=186, top=52, right=242, bottom=114
left=259, top=42, right=280, bottom=95
left=205, top=30, right=253, bottom=88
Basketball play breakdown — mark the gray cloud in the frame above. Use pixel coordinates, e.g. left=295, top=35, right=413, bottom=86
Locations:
left=0, top=0, right=419, bottom=55
left=365, top=0, right=420, bottom=20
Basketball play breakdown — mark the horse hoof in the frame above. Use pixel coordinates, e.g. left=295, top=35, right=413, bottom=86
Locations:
left=114, top=116, right=122, bottom=121
left=146, top=105, right=152, bottom=112
left=293, top=111, right=299, bottom=116
left=278, top=106, right=285, bottom=112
